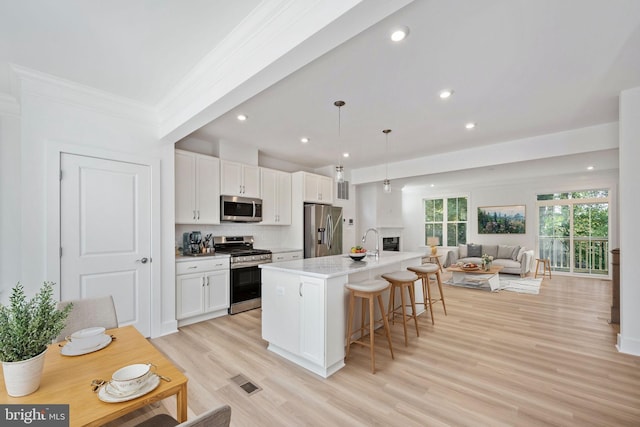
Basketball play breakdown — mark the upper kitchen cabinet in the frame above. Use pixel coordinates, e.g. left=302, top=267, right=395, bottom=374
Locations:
left=175, top=150, right=220, bottom=224
left=261, top=168, right=292, bottom=225
left=220, top=160, right=260, bottom=198
left=299, top=172, right=333, bottom=204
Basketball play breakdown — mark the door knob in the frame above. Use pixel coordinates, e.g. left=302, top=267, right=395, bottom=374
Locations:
left=136, top=257, right=149, bottom=264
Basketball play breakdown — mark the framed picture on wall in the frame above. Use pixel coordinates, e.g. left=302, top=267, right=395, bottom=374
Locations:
left=478, top=205, right=526, bottom=234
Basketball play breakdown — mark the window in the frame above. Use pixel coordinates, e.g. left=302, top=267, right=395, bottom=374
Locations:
left=424, top=196, right=467, bottom=247
left=537, top=189, right=609, bottom=275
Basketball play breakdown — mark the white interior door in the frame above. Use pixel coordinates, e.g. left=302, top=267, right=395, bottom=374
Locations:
left=60, top=153, right=151, bottom=336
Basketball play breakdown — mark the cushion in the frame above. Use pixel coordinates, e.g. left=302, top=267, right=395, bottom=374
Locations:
left=497, top=245, right=516, bottom=259
left=467, top=244, right=482, bottom=257
left=458, top=244, right=467, bottom=258
left=511, top=245, right=521, bottom=260
left=482, top=245, right=498, bottom=259
left=516, top=247, right=526, bottom=262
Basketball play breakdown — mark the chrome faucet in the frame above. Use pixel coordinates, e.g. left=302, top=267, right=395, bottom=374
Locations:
left=362, top=228, right=380, bottom=259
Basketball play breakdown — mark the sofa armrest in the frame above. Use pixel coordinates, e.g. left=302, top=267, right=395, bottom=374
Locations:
left=520, top=250, right=535, bottom=276
left=444, top=247, right=459, bottom=267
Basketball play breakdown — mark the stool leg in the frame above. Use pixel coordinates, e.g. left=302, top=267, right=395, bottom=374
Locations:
left=345, top=291, right=355, bottom=359
left=535, top=259, right=541, bottom=278
left=361, top=298, right=366, bottom=337
left=377, top=294, right=394, bottom=360
left=399, top=284, right=409, bottom=346
left=368, top=296, right=376, bottom=373
left=388, top=284, right=395, bottom=325
left=546, top=260, right=552, bottom=278
left=408, top=282, right=420, bottom=337
left=435, top=270, right=447, bottom=315
left=423, top=275, right=434, bottom=325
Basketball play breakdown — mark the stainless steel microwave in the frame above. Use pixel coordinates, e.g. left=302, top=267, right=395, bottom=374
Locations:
left=220, top=195, right=262, bottom=222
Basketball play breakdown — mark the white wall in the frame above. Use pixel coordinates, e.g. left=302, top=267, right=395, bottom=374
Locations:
left=618, top=86, right=640, bottom=356
left=0, top=96, right=21, bottom=300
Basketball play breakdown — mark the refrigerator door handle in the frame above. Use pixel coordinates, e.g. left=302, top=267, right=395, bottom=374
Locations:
left=326, top=214, right=333, bottom=250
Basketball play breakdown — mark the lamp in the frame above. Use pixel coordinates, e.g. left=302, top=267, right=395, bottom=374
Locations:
left=427, top=236, right=439, bottom=256
left=382, top=129, right=391, bottom=193
left=334, top=100, right=345, bottom=183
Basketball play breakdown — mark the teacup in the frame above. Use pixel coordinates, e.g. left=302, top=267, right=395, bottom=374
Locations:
left=67, top=327, right=106, bottom=349
left=109, top=363, right=155, bottom=394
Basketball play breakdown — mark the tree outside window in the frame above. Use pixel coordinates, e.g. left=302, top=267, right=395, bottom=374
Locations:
left=424, top=197, right=467, bottom=247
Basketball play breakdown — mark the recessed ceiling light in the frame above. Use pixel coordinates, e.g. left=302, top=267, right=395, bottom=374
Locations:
left=390, top=26, right=410, bottom=42
left=301, top=137, right=309, bottom=143
left=587, top=165, right=594, bottom=170
left=343, top=152, right=349, bottom=158
left=430, top=184, right=435, bottom=188
left=465, top=122, right=476, bottom=129
left=237, top=114, right=248, bottom=121
left=439, top=90, right=453, bottom=99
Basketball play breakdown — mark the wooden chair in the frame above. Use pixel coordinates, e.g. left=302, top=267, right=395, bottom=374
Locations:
left=381, top=271, right=420, bottom=346
left=56, top=295, right=118, bottom=342
left=134, top=404, right=231, bottom=427
left=345, top=279, right=394, bottom=374
left=407, top=264, right=447, bottom=325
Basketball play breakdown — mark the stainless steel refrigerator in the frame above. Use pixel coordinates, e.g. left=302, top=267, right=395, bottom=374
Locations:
left=304, top=204, right=343, bottom=258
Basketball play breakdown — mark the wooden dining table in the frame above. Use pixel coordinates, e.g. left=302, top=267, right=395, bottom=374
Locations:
left=0, top=325, right=188, bottom=427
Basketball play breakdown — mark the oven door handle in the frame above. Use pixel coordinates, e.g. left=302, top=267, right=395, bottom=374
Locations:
left=230, top=260, right=271, bottom=269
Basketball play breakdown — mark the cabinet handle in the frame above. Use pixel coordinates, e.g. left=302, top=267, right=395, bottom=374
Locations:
left=188, top=266, right=198, bottom=269
left=193, top=210, right=196, bottom=220
left=205, top=277, right=209, bottom=286
left=197, top=210, right=200, bottom=220
left=299, top=283, right=303, bottom=297
left=201, top=277, right=205, bottom=287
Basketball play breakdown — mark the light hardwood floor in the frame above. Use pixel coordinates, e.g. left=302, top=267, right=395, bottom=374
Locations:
left=108, top=273, right=640, bottom=426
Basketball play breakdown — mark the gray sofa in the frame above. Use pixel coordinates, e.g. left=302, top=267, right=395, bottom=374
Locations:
left=446, top=243, right=534, bottom=277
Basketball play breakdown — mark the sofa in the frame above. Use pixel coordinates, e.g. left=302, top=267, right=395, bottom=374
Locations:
left=445, top=243, right=534, bottom=277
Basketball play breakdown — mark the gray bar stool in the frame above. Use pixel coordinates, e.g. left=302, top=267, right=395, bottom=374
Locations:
left=345, top=279, right=395, bottom=374
left=407, top=264, right=447, bottom=325
left=381, top=271, right=420, bottom=346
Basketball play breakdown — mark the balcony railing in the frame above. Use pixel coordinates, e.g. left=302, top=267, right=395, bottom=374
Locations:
left=538, top=237, right=609, bottom=275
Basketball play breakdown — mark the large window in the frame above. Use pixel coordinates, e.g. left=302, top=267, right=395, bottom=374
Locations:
left=537, top=189, right=609, bottom=275
left=424, top=197, right=468, bottom=247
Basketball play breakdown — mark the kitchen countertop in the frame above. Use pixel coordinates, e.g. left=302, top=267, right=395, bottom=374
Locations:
left=267, top=247, right=303, bottom=254
left=175, top=253, right=230, bottom=262
left=260, top=251, right=424, bottom=279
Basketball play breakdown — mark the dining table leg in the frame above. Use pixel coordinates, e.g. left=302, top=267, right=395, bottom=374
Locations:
left=177, top=384, right=188, bottom=422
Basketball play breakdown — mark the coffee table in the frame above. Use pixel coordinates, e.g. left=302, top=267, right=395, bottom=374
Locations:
left=447, top=265, right=504, bottom=291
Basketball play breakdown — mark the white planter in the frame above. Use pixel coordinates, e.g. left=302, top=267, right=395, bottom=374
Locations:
left=2, top=349, right=47, bottom=397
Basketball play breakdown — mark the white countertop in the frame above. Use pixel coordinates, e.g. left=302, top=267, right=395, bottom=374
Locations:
left=260, top=251, right=424, bottom=279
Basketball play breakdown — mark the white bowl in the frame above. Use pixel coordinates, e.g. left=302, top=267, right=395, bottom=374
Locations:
left=69, top=327, right=106, bottom=349
left=110, top=363, right=154, bottom=394
left=349, top=252, right=367, bottom=261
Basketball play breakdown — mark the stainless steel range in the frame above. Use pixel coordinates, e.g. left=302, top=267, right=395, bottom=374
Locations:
left=213, top=236, right=272, bottom=314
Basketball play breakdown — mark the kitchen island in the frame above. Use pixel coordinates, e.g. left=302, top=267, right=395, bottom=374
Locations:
left=260, top=251, right=424, bottom=378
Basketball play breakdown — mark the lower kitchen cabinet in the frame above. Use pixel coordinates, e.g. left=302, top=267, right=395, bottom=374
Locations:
left=176, top=257, right=229, bottom=326
left=271, top=250, right=303, bottom=263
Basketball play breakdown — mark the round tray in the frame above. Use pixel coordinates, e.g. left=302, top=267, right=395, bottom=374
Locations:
left=460, top=266, right=480, bottom=271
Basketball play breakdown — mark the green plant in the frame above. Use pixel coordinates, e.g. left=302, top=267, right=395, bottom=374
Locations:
left=0, top=282, right=72, bottom=362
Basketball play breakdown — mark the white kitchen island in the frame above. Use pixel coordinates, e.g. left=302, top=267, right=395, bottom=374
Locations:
left=260, top=251, right=424, bottom=378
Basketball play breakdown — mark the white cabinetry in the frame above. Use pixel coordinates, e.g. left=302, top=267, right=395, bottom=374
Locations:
left=260, top=168, right=292, bottom=225
left=175, top=150, right=220, bottom=224
left=302, top=172, right=333, bottom=204
left=176, top=257, right=229, bottom=326
left=261, top=273, right=325, bottom=366
left=272, top=251, right=303, bottom=263
left=220, top=160, right=260, bottom=198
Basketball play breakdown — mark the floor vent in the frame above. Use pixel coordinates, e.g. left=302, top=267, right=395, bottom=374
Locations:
left=230, top=374, right=262, bottom=396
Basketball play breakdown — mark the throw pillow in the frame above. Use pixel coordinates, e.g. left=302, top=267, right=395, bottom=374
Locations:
left=497, top=245, right=515, bottom=259
left=516, top=247, right=526, bottom=262
left=483, top=245, right=498, bottom=259
left=458, top=244, right=467, bottom=258
left=511, top=245, right=521, bottom=260
left=467, top=244, right=482, bottom=257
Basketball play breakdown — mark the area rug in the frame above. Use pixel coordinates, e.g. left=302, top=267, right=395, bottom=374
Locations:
left=445, top=277, right=542, bottom=294
left=498, top=277, right=542, bottom=294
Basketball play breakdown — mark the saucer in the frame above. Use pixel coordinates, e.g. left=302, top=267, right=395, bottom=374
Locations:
left=98, top=374, right=160, bottom=403
left=61, top=334, right=112, bottom=356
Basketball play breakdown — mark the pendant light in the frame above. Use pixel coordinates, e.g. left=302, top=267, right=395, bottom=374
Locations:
left=334, top=100, right=345, bottom=183
left=383, top=129, right=391, bottom=193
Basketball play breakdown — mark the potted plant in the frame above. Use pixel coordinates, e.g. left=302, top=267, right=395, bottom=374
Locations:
left=0, top=282, right=72, bottom=397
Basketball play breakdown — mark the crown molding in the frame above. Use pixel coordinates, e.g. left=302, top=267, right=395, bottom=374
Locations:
left=157, top=0, right=361, bottom=139
left=10, top=64, right=158, bottom=128
left=0, top=92, right=20, bottom=117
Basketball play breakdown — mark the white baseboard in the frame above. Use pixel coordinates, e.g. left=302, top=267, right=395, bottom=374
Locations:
left=616, top=333, right=640, bottom=356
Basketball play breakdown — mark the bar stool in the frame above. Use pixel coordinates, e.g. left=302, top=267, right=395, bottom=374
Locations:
left=535, top=258, right=552, bottom=279
left=345, top=279, right=394, bottom=374
left=381, top=271, right=420, bottom=346
left=407, top=264, right=448, bottom=325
